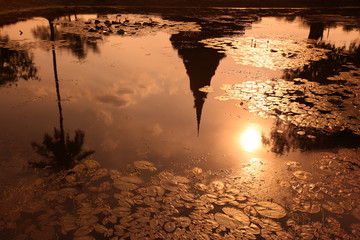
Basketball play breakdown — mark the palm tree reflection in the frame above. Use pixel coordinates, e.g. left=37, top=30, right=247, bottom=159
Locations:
left=30, top=19, right=94, bottom=170
left=30, top=129, right=94, bottom=170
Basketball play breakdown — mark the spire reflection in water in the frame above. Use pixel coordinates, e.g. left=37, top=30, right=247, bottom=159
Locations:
left=240, top=125, right=261, bottom=153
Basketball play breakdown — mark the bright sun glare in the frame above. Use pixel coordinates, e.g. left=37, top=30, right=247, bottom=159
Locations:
left=240, top=126, right=261, bottom=153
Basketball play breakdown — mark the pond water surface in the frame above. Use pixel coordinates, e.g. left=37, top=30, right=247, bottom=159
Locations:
left=1, top=7, right=360, bottom=240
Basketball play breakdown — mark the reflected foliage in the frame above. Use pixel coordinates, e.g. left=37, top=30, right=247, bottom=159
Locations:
left=31, top=20, right=99, bottom=59
left=283, top=42, right=360, bottom=83
left=30, top=128, right=94, bottom=170
left=0, top=36, right=38, bottom=86
left=262, top=119, right=360, bottom=155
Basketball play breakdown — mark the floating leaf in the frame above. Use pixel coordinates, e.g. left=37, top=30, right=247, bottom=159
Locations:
left=214, top=213, right=241, bottom=229
left=352, top=206, right=360, bottom=220
left=322, top=201, right=344, bottom=214
left=209, top=180, right=225, bottom=191
left=164, top=222, right=176, bottom=232
left=259, top=218, right=282, bottom=231
left=174, top=217, right=191, bottom=228
left=307, top=202, right=321, bottom=214
left=245, top=223, right=261, bottom=235
left=93, top=224, right=107, bottom=234
left=293, top=171, right=312, bottom=180
left=74, top=226, right=93, bottom=236
left=286, top=161, right=301, bottom=169
left=83, top=160, right=100, bottom=169
left=254, top=202, right=286, bottom=218
left=222, top=207, right=250, bottom=227
left=194, top=183, right=207, bottom=191
left=113, top=176, right=142, bottom=190
left=297, top=131, right=306, bottom=136
left=134, top=161, right=157, bottom=171
left=160, top=178, right=187, bottom=192
left=192, top=167, right=203, bottom=174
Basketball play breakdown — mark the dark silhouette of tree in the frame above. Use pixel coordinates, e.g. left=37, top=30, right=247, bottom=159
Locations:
left=283, top=42, right=360, bottom=84
left=308, top=22, right=325, bottom=40
left=262, top=119, right=360, bottom=155
left=30, top=128, right=94, bottom=170
left=30, top=19, right=94, bottom=170
left=31, top=18, right=100, bottom=60
left=0, top=36, right=38, bottom=86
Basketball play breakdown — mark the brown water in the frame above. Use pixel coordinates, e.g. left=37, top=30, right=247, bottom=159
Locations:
left=0, top=7, right=360, bottom=240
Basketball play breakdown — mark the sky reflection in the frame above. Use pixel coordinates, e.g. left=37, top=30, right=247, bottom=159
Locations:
left=1, top=10, right=360, bottom=182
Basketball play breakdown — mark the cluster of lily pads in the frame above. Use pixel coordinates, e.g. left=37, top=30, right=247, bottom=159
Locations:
left=0, top=154, right=359, bottom=240
left=0, top=14, right=200, bottom=52
left=55, top=14, right=200, bottom=38
left=199, top=36, right=330, bottom=70
left=216, top=65, right=360, bottom=135
left=280, top=149, right=360, bottom=239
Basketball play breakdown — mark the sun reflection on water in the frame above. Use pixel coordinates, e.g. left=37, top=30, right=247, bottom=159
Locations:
left=240, top=125, right=261, bottom=153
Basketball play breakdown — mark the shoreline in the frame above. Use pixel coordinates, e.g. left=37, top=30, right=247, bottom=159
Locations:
left=1, top=0, right=360, bottom=14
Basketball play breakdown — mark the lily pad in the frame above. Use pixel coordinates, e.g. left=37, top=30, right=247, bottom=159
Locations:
left=254, top=202, right=286, bottom=218
left=164, top=222, right=176, bottom=232
left=113, top=176, right=143, bottom=190
left=174, top=217, right=191, bottom=228
left=259, top=218, right=282, bottom=231
left=222, top=207, right=250, bottom=227
left=214, top=213, right=241, bottom=229
left=322, top=201, right=344, bottom=214
left=352, top=207, right=360, bottom=220
left=160, top=178, right=187, bottom=192
left=293, top=171, right=312, bottom=180
left=83, top=160, right=100, bottom=169
left=133, top=161, right=157, bottom=171
left=74, top=226, right=93, bottom=236
left=209, top=180, right=225, bottom=191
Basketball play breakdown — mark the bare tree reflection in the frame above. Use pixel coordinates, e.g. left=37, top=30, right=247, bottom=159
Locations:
left=30, top=19, right=94, bottom=170
left=0, top=36, right=38, bottom=86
